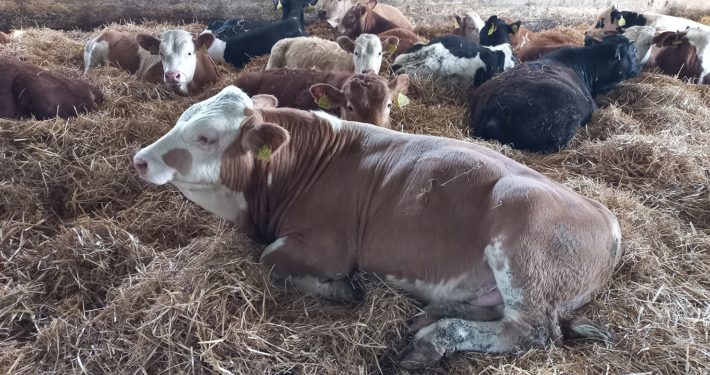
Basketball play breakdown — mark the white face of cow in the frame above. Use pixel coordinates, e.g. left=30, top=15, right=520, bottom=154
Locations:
left=338, top=34, right=388, bottom=74
left=133, top=87, right=252, bottom=219
left=623, top=26, right=655, bottom=65
left=463, top=12, right=485, bottom=42
left=319, top=0, right=356, bottom=25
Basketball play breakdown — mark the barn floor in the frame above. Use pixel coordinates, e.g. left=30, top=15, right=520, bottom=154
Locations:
left=1, top=17, right=710, bottom=375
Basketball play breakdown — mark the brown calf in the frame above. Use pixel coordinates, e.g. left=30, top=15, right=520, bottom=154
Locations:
left=499, top=16, right=537, bottom=50
left=378, top=28, right=421, bottom=59
left=233, top=69, right=409, bottom=128
left=84, top=30, right=217, bottom=95
left=134, top=86, right=622, bottom=370
left=451, top=13, right=485, bottom=44
left=0, top=31, right=10, bottom=44
left=516, top=31, right=579, bottom=62
left=653, top=29, right=710, bottom=85
left=319, top=0, right=412, bottom=31
left=0, top=57, right=102, bottom=120
left=335, top=0, right=406, bottom=40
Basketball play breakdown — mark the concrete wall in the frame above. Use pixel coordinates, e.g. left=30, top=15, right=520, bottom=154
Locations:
left=0, top=0, right=708, bottom=32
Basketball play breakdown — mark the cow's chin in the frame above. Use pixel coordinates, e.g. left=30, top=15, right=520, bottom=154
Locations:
left=141, top=170, right=175, bottom=186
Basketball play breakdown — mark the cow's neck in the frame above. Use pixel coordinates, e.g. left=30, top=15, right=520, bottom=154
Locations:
left=185, top=54, right=216, bottom=95
left=363, top=10, right=395, bottom=34
left=284, top=5, right=305, bottom=28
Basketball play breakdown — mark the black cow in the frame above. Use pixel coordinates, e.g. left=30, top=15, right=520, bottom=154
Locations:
left=203, top=0, right=318, bottom=40
left=469, top=34, right=641, bottom=154
left=479, top=15, right=521, bottom=47
left=205, top=0, right=316, bottom=67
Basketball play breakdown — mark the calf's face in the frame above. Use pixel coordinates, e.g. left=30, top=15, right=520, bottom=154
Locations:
left=338, top=34, right=398, bottom=74
left=479, top=15, right=520, bottom=47
left=335, top=3, right=367, bottom=39
left=454, top=13, right=485, bottom=43
left=137, top=30, right=215, bottom=93
left=586, top=5, right=624, bottom=38
left=623, top=26, right=655, bottom=65
left=320, top=0, right=355, bottom=25
left=309, top=73, right=409, bottom=128
left=584, top=34, right=641, bottom=94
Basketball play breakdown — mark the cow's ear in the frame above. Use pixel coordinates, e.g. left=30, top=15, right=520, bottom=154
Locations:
left=584, top=35, right=601, bottom=46
left=136, top=34, right=161, bottom=55
left=309, top=83, right=345, bottom=107
left=194, top=32, right=215, bottom=51
left=388, top=74, right=410, bottom=100
left=382, top=36, right=399, bottom=53
left=240, top=118, right=290, bottom=158
left=508, top=21, right=521, bottom=35
left=252, top=94, right=279, bottom=109
left=454, top=15, right=463, bottom=26
left=337, top=36, right=356, bottom=53
left=366, top=0, right=377, bottom=9
left=357, top=3, right=368, bottom=15
left=651, top=31, right=676, bottom=46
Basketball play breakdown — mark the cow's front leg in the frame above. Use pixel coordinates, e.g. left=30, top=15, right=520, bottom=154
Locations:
left=409, top=302, right=504, bottom=333
left=260, top=237, right=363, bottom=304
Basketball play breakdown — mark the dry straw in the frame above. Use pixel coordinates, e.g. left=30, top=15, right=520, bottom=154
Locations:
left=1, top=17, right=710, bottom=375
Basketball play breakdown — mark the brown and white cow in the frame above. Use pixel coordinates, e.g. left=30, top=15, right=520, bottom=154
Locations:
left=515, top=31, right=579, bottom=62
left=133, top=86, right=622, bottom=369
left=335, top=0, right=409, bottom=40
left=84, top=30, right=217, bottom=95
left=652, top=28, right=710, bottom=84
left=586, top=5, right=710, bottom=38
left=0, top=31, right=10, bottom=44
left=0, top=57, right=102, bottom=120
left=452, top=12, right=485, bottom=44
left=319, top=0, right=412, bottom=30
left=233, top=69, right=409, bottom=128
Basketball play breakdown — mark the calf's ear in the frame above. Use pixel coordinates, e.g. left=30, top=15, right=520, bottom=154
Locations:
left=252, top=94, right=279, bottom=109
left=337, top=36, right=356, bottom=53
left=136, top=34, right=161, bottom=55
left=366, top=0, right=377, bottom=9
left=508, top=21, right=522, bottom=35
left=194, top=32, right=215, bottom=51
left=310, top=84, right=345, bottom=107
left=240, top=118, right=290, bottom=158
left=382, top=36, right=400, bottom=52
left=388, top=74, right=410, bottom=99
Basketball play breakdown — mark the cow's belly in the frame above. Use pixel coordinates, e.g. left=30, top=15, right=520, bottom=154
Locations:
left=382, top=266, right=501, bottom=306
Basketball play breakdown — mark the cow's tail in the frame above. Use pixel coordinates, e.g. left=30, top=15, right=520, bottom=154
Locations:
left=265, top=39, right=290, bottom=70
left=84, top=36, right=108, bottom=75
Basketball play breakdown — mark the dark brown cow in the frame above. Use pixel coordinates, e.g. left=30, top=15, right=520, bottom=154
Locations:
left=653, top=29, right=710, bottom=85
left=335, top=1, right=402, bottom=40
left=84, top=29, right=217, bottom=95
left=133, top=86, right=622, bottom=370
left=0, top=57, right=102, bottom=120
left=0, top=31, right=10, bottom=44
left=516, top=31, right=579, bottom=62
left=378, top=28, right=420, bottom=59
left=233, top=69, right=409, bottom=128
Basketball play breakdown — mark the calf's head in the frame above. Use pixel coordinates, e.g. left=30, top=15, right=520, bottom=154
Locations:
left=479, top=15, right=521, bottom=47
left=337, top=33, right=398, bottom=73
left=133, top=87, right=289, bottom=220
left=137, top=30, right=215, bottom=94
left=453, top=12, right=485, bottom=43
left=583, top=34, right=641, bottom=95
left=336, top=1, right=377, bottom=39
left=586, top=4, right=626, bottom=38
left=320, top=0, right=356, bottom=26
left=623, top=26, right=656, bottom=65
left=309, top=72, right=409, bottom=128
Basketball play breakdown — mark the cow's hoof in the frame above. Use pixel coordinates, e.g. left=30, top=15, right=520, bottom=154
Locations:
left=399, top=339, right=444, bottom=370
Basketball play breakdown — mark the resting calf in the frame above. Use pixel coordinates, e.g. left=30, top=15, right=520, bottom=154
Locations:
left=134, top=86, right=623, bottom=370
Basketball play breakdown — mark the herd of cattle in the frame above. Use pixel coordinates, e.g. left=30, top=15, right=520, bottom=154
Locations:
left=2, top=1, right=709, bottom=370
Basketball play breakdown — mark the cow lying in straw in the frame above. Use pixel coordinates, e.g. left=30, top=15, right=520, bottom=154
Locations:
left=133, top=86, right=622, bottom=370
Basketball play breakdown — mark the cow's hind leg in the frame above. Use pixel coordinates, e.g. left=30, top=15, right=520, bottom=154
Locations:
left=409, top=302, right=504, bottom=333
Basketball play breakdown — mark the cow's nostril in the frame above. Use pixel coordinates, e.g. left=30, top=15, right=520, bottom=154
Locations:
left=133, top=157, right=148, bottom=175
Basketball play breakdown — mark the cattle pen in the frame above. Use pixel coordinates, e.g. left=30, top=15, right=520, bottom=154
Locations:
left=1, top=1, right=710, bottom=374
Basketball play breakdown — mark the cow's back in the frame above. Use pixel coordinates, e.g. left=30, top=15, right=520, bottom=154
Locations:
left=516, top=33, right=578, bottom=62
left=372, top=4, right=412, bottom=30
left=223, top=19, right=308, bottom=68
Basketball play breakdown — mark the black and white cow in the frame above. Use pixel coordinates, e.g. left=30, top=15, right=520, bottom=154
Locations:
left=469, top=34, right=641, bottom=154
left=391, top=16, right=517, bottom=87
left=479, top=15, right=522, bottom=47
left=203, top=0, right=316, bottom=65
left=586, top=5, right=710, bottom=38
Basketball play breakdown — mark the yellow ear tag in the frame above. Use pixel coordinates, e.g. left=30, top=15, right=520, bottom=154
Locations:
left=395, top=93, right=409, bottom=107
left=511, top=25, right=518, bottom=34
left=488, top=24, right=496, bottom=35
left=454, top=21, right=460, bottom=29
left=389, top=44, right=397, bottom=54
left=618, top=16, right=626, bottom=27
left=315, top=94, right=331, bottom=109
left=276, top=1, right=282, bottom=9
left=306, top=4, right=316, bottom=12
left=258, top=145, right=272, bottom=161
left=672, top=40, right=683, bottom=45
left=198, top=44, right=208, bottom=53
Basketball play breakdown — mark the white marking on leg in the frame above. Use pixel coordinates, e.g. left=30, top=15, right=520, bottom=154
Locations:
left=484, top=239, right=524, bottom=316
left=261, top=237, right=286, bottom=262
left=385, top=273, right=482, bottom=304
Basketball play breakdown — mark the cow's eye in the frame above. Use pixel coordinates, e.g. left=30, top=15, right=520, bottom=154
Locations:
left=197, top=135, right=217, bottom=146
left=387, top=103, right=391, bottom=108
left=354, top=51, right=358, bottom=56
left=378, top=52, right=382, bottom=56
left=188, top=52, right=192, bottom=56
left=347, top=105, right=354, bottom=111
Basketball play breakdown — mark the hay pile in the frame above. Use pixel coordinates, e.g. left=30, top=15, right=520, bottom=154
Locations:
left=2, top=20, right=710, bottom=375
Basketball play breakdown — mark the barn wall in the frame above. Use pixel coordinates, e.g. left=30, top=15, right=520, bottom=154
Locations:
left=0, top=0, right=708, bottom=32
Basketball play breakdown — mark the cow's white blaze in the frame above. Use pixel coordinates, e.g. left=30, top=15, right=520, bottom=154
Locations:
left=134, top=86, right=253, bottom=220
left=352, top=34, right=385, bottom=74
left=158, top=30, right=200, bottom=94
left=462, top=12, right=485, bottom=43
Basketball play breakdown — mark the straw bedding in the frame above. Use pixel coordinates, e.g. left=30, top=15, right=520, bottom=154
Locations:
left=1, top=17, right=710, bottom=375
